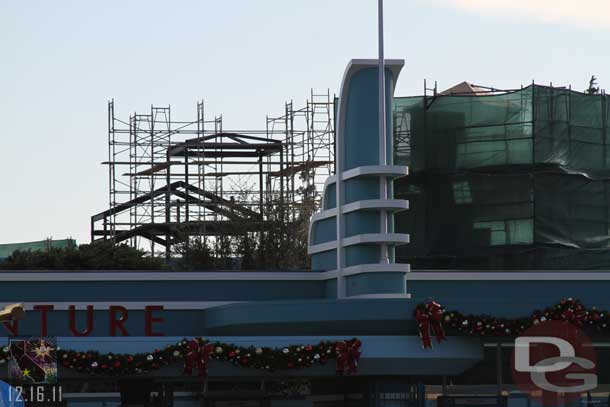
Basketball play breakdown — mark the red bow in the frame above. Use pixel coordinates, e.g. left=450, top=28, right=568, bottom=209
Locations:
left=183, top=340, right=214, bottom=377
left=335, top=339, right=361, bottom=375
left=416, top=300, right=447, bottom=349
left=562, top=304, right=586, bottom=327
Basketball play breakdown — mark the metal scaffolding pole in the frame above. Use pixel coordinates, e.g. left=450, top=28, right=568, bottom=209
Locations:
left=93, top=92, right=335, bottom=259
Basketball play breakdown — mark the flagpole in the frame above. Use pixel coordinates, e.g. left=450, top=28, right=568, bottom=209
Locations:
left=378, top=0, right=389, bottom=263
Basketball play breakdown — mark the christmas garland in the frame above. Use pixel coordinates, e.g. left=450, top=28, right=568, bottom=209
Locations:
left=0, top=338, right=361, bottom=377
left=415, top=297, right=607, bottom=348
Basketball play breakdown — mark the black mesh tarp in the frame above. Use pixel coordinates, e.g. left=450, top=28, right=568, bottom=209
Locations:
left=393, top=85, right=610, bottom=270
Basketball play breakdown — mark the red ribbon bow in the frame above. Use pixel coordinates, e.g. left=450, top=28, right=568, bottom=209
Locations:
left=416, top=300, right=447, bottom=349
left=562, top=304, right=586, bottom=327
left=335, top=339, right=361, bottom=375
left=183, top=340, right=214, bottom=377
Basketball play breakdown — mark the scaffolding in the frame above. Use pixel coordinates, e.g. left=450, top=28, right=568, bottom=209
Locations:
left=91, top=91, right=335, bottom=257
left=393, top=82, right=610, bottom=270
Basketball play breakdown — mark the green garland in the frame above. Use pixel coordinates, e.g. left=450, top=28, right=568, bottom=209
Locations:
left=0, top=338, right=358, bottom=376
left=417, top=297, right=607, bottom=338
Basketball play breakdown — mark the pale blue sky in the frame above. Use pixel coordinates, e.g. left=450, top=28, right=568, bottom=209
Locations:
left=1, top=0, right=609, bottom=244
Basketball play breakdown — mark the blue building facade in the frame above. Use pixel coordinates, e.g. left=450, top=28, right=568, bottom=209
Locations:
left=2, top=271, right=610, bottom=406
left=309, top=59, right=410, bottom=300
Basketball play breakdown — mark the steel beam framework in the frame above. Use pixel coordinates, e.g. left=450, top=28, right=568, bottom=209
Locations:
left=92, top=91, right=335, bottom=257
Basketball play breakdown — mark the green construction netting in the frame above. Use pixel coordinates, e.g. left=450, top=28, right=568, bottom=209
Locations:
left=0, top=239, right=76, bottom=259
left=394, top=85, right=610, bottom=173
left=392, top=85, right=610, bottom=270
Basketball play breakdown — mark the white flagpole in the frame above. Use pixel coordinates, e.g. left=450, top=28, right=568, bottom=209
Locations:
left=378, top=0, right=389, bottom=263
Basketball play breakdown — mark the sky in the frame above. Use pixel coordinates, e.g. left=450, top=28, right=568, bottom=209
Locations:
left=1, top=0, right=609, bottom=245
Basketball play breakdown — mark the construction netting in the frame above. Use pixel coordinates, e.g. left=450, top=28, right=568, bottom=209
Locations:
left=393, top=85, right=610, bottom=270
left=0, top=239, right=76, bottom=259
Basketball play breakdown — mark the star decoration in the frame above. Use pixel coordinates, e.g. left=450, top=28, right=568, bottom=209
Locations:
left=33, top=340, right=54, bottom=360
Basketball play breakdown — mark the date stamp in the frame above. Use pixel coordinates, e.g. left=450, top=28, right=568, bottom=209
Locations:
left=9, top=384, right=63, bottom=405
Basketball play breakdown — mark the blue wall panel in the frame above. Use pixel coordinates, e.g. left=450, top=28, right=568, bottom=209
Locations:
left=311, top=249, right=336, bottom=271
left=346, top=272, right=405, bottom=296
left=344, top=178, right=379, bottom=203
left=342, top=68, right=395, bottom=171
left=408, top=279, right=610, bottom=317
left=323, top=182, right=336, bottom=209
left=0, top=280, right=325, bottom=302
left=3, top=274, right=610, bottom=340
left=345, top=245, right=380, bottom=267
left=312, top=217, right=336, bottom=245
left=345, top=211, right=380, bottom=237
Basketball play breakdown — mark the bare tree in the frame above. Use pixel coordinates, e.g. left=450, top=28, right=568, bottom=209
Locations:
left=587, top=75, right=600, bottom=94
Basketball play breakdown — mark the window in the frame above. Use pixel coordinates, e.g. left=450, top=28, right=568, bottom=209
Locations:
left=453, top=181, right=472, bottom=204
left=474, top=221, right=507, bottom=245
left=474, top=219, right=533, bottom=246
